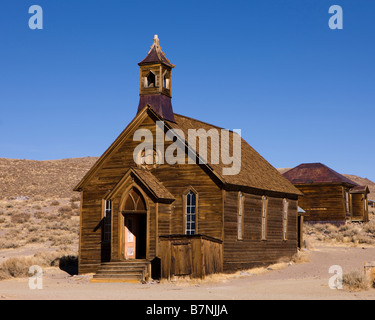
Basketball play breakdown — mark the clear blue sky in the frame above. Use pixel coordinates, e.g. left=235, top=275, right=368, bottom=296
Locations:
left=1, top=0, right=374, bottom=181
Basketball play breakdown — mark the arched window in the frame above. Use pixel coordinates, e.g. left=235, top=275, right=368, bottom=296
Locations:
left=185, top=190, right=197, bottom=235
left=124, top=187, right=146, bottom=213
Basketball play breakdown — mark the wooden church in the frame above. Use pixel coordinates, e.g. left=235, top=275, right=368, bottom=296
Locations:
left=74, top=36, right=302, bottom=282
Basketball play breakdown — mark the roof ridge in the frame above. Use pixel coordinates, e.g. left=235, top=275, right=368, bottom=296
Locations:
left=284, top=163, right=359, bottom=186
left=172, top=113, right=228, bottom=132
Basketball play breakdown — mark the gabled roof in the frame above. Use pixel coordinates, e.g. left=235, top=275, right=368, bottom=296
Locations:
left=105, top=167, right=175, bottom=203
left=350, top=185, right=370, bottom=194
left=283, top=163, right=358, bottom=186
left=167, top=114, right=302, bottom=196
left=74, top=106, right=152, bottom=192
left=75, top=105, right=301, bottom=196
left=138, top=35, right=174, bottom=68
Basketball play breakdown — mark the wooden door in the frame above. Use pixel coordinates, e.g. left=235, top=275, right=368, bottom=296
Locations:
left=171, top=243, right=192, bottom=276
left=124, top=216, right=137, bottom=259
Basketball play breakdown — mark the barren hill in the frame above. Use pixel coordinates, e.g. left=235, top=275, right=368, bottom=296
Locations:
left=0, top=157, right=373, bottom=201
left=0, top=157, right=99, bottom=199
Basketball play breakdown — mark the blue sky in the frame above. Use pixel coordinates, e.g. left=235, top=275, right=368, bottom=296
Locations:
left=1, top=0, right=374, bottom=181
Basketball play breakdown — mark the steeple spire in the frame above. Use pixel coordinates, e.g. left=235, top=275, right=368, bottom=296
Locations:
left=137, top=35, right=175, bottom=122
left=138, top=34, right=174, bottom=68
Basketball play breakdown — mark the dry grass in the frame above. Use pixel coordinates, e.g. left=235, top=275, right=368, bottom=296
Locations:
left=343, top=270, right=371, bottom=291
left=304, top=220, right=375, bottom=247
left=0, top=197, right=79, bottom=255
left=0, top=251, right=78, bottom=280
left=168, top=250, right=310, bottom=286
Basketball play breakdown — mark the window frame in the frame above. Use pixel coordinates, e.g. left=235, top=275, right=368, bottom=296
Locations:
left=283, top=198, right=289, bottom=241
left=103, top=199, right=112, bottom=243
left=261, top=196, right=268, bottom=241
left=237, top=192, right=245, bottom=241
left=183, top=188, right=198, bottom=235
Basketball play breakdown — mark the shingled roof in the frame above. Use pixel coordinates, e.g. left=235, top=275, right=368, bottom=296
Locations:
left=166, top=113, right=301, bottom=196
left=74, top=106, right=302, bottom=197
left=283, top=163, right=358, bottom=186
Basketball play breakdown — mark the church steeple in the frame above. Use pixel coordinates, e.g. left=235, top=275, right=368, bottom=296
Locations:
left=137, top=35, right=175, bottom=122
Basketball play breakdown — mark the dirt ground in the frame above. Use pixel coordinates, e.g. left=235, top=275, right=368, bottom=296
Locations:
left=1, top=244, right=374, bottom=300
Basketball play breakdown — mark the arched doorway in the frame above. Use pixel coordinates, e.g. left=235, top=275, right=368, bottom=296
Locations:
left=122, top=187, right=147, bottom=260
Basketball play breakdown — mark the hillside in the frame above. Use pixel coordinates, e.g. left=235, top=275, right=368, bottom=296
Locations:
left=0, top=157, right=373, bottom=201
left=0, top=157, right=99, bottom=199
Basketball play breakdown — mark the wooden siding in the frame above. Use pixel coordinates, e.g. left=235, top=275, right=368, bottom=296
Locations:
left=223, top=191, right=298, bottom=271
left=296, top=184, right=348, bottom=224
left=159, top=235, right=223, bottom=279
left=78, top=114, right=223, bottom=274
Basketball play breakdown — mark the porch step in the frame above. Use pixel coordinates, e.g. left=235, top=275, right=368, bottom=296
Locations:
left=91, top=260, right=151, bottom=283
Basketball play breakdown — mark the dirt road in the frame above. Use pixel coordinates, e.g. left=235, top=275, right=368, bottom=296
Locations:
left=1, top=245, right=374, bottom=300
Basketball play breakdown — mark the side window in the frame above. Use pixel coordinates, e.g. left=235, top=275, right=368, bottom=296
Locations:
left=238, top=192, right=244, bottom=240
left=261, top=196, right=268, bottom=240
left=103, top=200, right=112, bottom=242
left=283, top=198, right=288, bottom=240
left=185, top=191, right=197, bottom=235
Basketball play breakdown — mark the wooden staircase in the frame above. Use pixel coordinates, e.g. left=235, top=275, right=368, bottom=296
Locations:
left=91, top=260, right=151, bottom=283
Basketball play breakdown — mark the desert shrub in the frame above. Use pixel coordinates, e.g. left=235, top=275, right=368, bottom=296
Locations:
left=70, top=202, right=79, bottom=210
left=333, top=233, right=344, bottom=242
left=27, top=225, right=39, bottom=232
left=0, top=257, right=32, bottom=279
left=343, top=270, right=370, bottom=291
left=58, top=206, right=72, bottom=214
left=325, top=224, right=338, bottom=234
left=363, top=221, right=375, bottom=234
left=33, top=196, right=45, bottom=202
left=49, top=234, right=74, bottom=247
left=32, top=205, right=42, bottom=210
left=71, top=210, right=80, bottom=217
left=45, top=214, right=60, bottom=221
left=0, top=251, right=77, bottom=280
left=26, top=236, right=40, bottom=244
left=0, top=217, right=6, bottom=224
left=11, top=213, right=31, bottom=224
left=70, top=196, right=80, bottom=203
left=0, top=240, right=20, bottom=249
left=353, top=235, right=375, bottom=245
left=312, top=223, right=326, bottom=233
left=342, top=227, right=360, bottom=238
left=338, top=224, right=350, bottom=232
left=50, top=200, right=60, bottom=206
left=34, top=211, right=44, bottom=219
left=290, top=250, right=310, bottom=264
